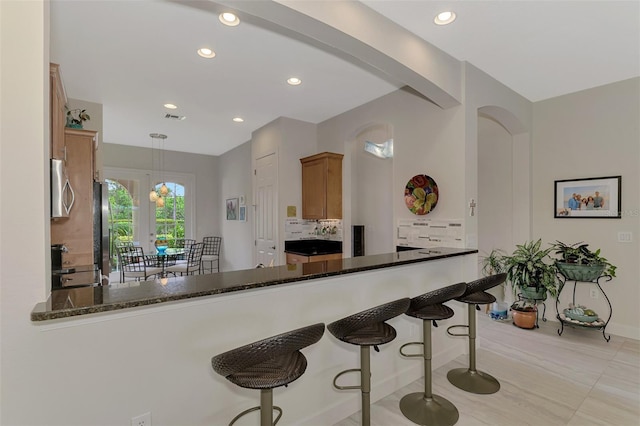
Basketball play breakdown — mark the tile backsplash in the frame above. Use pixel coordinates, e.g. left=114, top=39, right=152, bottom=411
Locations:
left=285, top=218, right=343, bottom=241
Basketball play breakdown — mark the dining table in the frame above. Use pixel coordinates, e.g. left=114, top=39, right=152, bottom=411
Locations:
left=145, top=248, right=185, bottom=277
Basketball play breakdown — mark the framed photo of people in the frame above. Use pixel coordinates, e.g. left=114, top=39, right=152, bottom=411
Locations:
left=554, top=176, right=621, bottom=219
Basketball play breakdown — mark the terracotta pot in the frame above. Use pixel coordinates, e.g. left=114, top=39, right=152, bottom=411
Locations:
left=511, top=309, right=536, bottom=329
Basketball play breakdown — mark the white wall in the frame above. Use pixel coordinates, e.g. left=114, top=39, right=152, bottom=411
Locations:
left=277, top=117, right=318, bottom=252
left=317, top=88, right=467, bottom=256
left=0, top=0, right=51, bottom=422
left=352, top=125, right=394, bottom=255
left=463, top=63, right=533, bottom=250
left=532, top=78, right=640, bottom=339
left=251, top=117, right=317, bottom=265
left=218, top=140, right=253, bottom=271
left=477, top=116, right=514, bottom=255
left=477, top=116, right=513, bottom=299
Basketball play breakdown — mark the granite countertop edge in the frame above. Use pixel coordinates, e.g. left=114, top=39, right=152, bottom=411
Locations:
left=31, top=248, right=477, bottom=322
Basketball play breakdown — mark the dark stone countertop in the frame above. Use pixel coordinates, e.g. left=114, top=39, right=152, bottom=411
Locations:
left=284, top=239, right=342, bottom=256
left=31, top=247, right=477, bottom=321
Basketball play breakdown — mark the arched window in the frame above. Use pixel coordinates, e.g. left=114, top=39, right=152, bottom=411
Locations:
left=154, top=181, right=186, bottom=247
left=106, top=178, right=135, bottom=268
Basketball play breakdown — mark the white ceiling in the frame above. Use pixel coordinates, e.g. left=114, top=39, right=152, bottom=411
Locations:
left=50, top=0, right=640, bottom=157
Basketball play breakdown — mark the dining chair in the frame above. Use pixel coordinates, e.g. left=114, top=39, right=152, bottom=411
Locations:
left=115, top=242, right=135, bottom=283
left=175, top=238, right=196, bottom=260
left=119, top=246, right=163, bottom=282
left=166, top=242, right=204, bottom=276
left=201, top=236, right=222, bottom=273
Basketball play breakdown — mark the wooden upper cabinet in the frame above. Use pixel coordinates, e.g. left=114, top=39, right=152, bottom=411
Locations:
left=300, top=152, right=343, bottom=219
left=51, top=128, right=97, bottom=267
left=50, top=63, right=67, bottom=160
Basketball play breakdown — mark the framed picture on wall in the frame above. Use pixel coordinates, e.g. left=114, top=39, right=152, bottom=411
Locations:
left=226, top=198, right=238, bottom=220
left=554, top=176, right=621, bottom=218
left=239, top=206, right=246, bottom=222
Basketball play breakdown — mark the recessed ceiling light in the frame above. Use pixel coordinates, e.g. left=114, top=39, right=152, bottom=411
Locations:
left=434, top=11, right=456, bottom=25
left=287, top=77, right=302, bottom=86
left=164, top=103, right=177, bottom=109
left=232, top=117, right=244, bottom=123
left=219, top=12, right=240, bottom=27
left=197, top=48, right=216, bottom=59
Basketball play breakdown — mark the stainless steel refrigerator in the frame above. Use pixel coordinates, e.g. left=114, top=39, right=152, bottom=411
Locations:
left=93, top=181, right=110, bottom=279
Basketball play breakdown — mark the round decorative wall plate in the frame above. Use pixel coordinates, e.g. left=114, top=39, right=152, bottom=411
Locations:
left=404, top=174, right=439, bottom=215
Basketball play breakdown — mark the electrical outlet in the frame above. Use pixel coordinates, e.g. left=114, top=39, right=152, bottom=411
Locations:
left=618, top=231, right=633, bottom=243
left=131, top=412, right=151, bottom=426
left=590, top=289, right=598, bottom=299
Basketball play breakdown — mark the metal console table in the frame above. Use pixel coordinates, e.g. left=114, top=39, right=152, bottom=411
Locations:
left=555, top=273, right=613, bottom=342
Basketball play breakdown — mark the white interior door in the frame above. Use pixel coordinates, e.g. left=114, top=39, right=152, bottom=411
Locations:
left=254, top=153, right=277, bottom=266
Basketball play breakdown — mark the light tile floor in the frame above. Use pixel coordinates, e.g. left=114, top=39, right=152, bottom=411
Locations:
left=334, top=314, right=640, bottom=426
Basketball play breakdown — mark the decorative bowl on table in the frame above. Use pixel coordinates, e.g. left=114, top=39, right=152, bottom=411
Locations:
left=156, top=245, right=168, bottom=255
left=563, top=308, right=598, bottom=323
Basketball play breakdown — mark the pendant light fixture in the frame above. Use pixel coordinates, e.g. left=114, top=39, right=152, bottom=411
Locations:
left=149, top=133, right=168, bottom=206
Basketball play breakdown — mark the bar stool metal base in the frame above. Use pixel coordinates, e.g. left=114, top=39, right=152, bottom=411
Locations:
left=447, top=368, right=500, bottom=394
left=227, top=389, right=283, bottom=426
left=399, top=392, right=459, bottom=426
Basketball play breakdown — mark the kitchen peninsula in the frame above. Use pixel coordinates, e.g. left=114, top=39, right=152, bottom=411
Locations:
left=30, top=247, right=476, bottom=425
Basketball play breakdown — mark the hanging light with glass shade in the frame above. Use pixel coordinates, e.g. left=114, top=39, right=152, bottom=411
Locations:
left=148, top=133, right=168, bottom=205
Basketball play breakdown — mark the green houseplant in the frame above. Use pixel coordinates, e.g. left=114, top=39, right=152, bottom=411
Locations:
left=480, top=248, right=506, bottom=276
left=552, top=241, right=616, bottom=281
left=502, top=239, right=558, bottom=301
left=65, top=108, right=90, bottom=129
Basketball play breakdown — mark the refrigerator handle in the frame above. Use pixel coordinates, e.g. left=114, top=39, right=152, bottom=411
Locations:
left=63, top=179, right=75, bottom=215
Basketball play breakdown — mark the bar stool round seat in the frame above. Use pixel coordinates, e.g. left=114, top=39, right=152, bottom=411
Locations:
left=211, top=323, right=325, bottom=426
left=328, top=298, right=410, bottom=426
left=398, top=282, right=467, bottom=426
left=446, top=273, right=507, bottom=395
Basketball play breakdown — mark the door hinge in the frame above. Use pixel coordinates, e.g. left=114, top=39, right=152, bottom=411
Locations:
left=254, top=169, right=256, bottom=175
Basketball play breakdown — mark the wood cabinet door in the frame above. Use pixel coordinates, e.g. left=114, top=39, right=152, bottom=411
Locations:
left=301, top=152, right=343, bottom=219
left=51, top=129, right=96, bottom=267
left=309, top=252, right=342, bottom=262
left=301, top=157, right=327, bottom=219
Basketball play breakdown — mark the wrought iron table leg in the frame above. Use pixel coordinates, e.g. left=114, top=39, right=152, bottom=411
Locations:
left=557, top=317, right=564, bottom=336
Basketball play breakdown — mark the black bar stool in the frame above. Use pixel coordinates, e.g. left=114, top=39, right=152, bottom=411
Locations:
left=211, top=323, right=325, bottom=426
left=398, top=282, right=467, bottom=426
left=328, top=298, right=410, bottom=426
left=446, top=273, right=507, bottom=394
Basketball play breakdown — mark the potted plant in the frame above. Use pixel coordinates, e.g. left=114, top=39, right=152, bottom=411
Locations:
left=552, top=241, right=616, bottom=281
left=65, top=108, right=90, bottom=129
left=480, top=249, right=508, bottom=316
left=510, top=299, right=537, bottom=329
left=480, top=248, right=506, bottom=276
left=502, top=239, right=558, bottom=301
